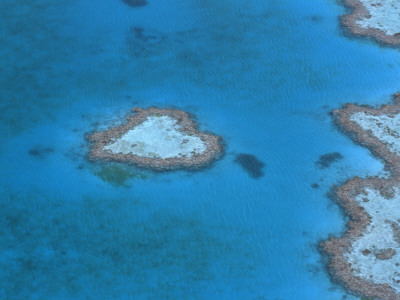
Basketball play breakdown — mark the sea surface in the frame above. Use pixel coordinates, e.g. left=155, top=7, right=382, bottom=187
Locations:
left=1, top=0, right=400, bottom=299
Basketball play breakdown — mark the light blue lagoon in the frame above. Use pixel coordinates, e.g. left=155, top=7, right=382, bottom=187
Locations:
left=1, top=0, right=400, bottom=299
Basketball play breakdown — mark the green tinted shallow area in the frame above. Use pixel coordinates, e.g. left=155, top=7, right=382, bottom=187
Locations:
left=91, top=163, right=149, bottom=187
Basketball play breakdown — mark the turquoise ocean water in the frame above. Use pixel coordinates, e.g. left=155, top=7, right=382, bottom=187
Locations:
left=1, top=0, right=400, bottom=299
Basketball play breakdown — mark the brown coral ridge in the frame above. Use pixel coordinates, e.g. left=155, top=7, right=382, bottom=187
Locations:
left=321, top=92, right=400, bottom=299
left=341, top=0, right=400, bottom=46
left=86, top=107, right=223, bottom=171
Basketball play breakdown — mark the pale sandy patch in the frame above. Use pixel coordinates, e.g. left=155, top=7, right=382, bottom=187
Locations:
left=104, top=115, right=206, bottom=159
left=356, top=0, right=400, bottom=36
left=351, top=111, right=400, bottom=155
left=345, top=188, right=400, bottom=292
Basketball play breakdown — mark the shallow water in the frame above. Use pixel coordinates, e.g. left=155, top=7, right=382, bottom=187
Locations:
left=1, top=0, right=400, bottom=299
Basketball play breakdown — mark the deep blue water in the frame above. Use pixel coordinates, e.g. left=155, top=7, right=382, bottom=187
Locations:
left=1, top=0, right=400, bottom=299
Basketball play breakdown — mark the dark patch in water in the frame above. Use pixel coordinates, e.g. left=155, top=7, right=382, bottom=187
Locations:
left=315, top=152, right=343, bottom=169
left=126, top=27, right=164, bottom=58
left=28, top=146, right=54, bottom=159
left=132, top=27, right=160, bottom=43
left=306, top=263, right=322, bottom=275
left=122, top=0, right=147, bottom=8
left=311, top=183, right=320, bottom=189
left=310, top=15, right=323, bottom=23
left=234, top=153, right=265, bottom=179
